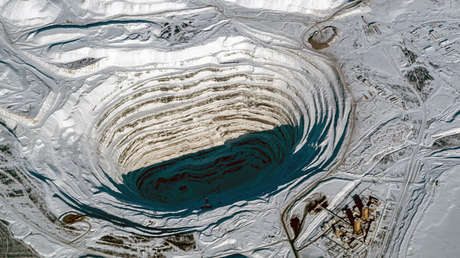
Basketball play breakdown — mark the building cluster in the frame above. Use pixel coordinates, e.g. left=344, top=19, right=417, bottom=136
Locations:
left=316, top=193, right=382, bottom=257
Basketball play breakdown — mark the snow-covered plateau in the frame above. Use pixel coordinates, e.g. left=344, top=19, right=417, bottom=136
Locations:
left=0, top=0, right=459, bottom=257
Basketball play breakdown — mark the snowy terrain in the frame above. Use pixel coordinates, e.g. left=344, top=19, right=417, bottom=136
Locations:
left=0, top=0, right=459, bottom=257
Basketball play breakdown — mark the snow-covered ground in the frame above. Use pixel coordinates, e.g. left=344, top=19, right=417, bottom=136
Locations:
left=0, top=0, right=459, bottom=257
left=407, top=166, right=460, bottom=258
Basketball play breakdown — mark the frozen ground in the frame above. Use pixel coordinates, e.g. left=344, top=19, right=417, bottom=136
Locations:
left=406, top=166, right=460, bottom=258
left=0, top=0, right=459, bottom=257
